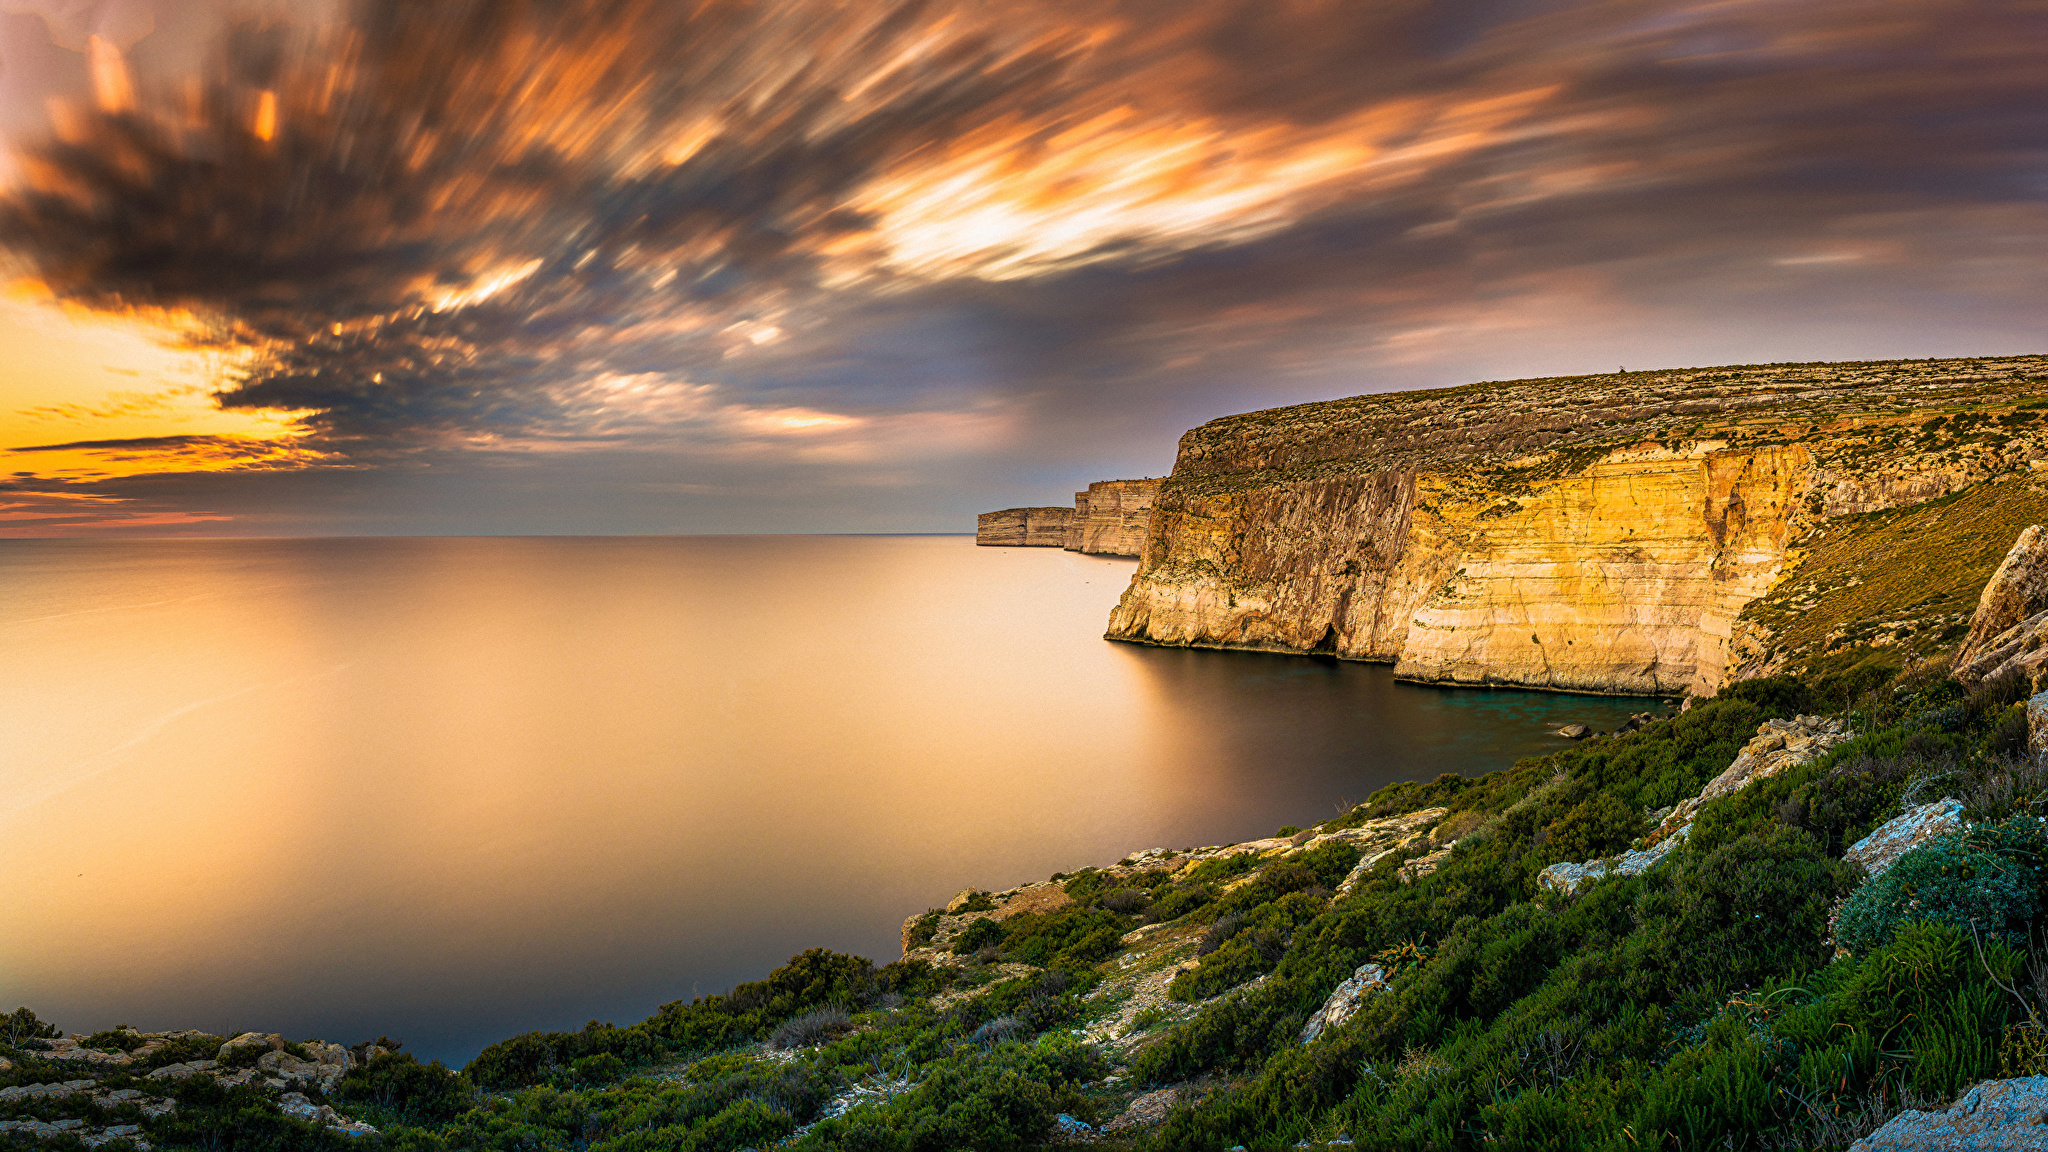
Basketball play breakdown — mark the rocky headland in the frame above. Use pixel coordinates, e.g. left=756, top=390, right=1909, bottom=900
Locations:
left=1106, top=354, right=2048, bottom=696
left=977, top=479, right=1161, bottom=554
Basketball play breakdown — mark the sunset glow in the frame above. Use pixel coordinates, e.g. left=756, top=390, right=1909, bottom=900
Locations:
left=0, top=0, right=2040, bottom=534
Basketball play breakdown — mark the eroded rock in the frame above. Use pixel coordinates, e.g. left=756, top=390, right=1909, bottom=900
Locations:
left=1845, top=799, right=1966, bottom=879
left=279, top=1091, right=379, bottom=1138
left=1848, top=1076, right=2048, bottom=1151
left=1102, top=1086, right=1181, bottom=1133
left=1300, top=963, right=1389, bottom=1043
left=1538, top=825, right=1689, bottom=896
left=1955, top=526, right=2048, bottom=676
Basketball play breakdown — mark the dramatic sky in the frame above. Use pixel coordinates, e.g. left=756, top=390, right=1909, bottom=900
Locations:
left=0, top=0, right=2042, bottom=535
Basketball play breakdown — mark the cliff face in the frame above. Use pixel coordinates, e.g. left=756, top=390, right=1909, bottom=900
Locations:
left=1108, top=355, right=2048, bottom=694
left=976, top=507, right=1071, bottom=546
left=1065, top=479, right=1161, bottom=556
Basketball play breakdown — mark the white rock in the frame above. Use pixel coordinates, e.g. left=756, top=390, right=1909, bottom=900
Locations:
left=1844, top=799, right=1966, bottom=879
left=1300, top=963, right=1389, bottom=1043
left=1538, top=824, right=1690, bottom=895
left=1849, top=1076, right=2048, bottom=1150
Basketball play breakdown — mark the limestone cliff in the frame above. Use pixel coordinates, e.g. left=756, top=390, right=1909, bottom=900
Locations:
left=1064, top=479, right=1162, bottom=556
left=1108, top=355, right=2048, bottom=695
left=976, top=506, right=1070, bottom=546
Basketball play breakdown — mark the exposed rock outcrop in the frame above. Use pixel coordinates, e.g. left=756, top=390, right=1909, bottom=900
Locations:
left=1299, top=962, right=1389, bottom=1042
left=1845, top=799, right=1967, bottom=879
left=1956, top=526, right=2048, bottom=674
left=1540, top=714, right=1850, bottom=895
left=1848, top=1076, right=2048, bottom=1151
left=1065, top=479, right=1161, bottom=556
left=1538, top=825, right=1690, bottom=895
left=1107, top=355, right=2048, bottom=694
left=976, top=506, right=1071, bottom=546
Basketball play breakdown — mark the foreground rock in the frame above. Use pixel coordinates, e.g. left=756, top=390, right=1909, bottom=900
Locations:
left=1845, top=799, right=1967, bottom=879
left=974, top=506, right=1071, bottom=546
left=1299, top=963, right=1389, bottom=1043
left=1849, top=1077, right=2048, bottom=1151
left=3, top=1029, right=377, bottom=1146
left=1954, top=525, right=2048, bottom=684
left=1541, top=715, right=1850, bottom=895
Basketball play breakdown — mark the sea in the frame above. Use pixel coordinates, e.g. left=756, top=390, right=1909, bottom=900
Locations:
left=0, top=535, right=1651, bottom=1063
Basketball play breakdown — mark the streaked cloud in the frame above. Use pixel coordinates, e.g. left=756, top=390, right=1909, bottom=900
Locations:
left=0, top=0, right=2040, bottom=533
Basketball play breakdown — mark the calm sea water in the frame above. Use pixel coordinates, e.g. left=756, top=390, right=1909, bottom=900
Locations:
left=1, top=536, right=1651, bottom=1063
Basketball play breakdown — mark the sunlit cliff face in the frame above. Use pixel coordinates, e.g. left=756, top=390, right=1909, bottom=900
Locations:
left=1, top=0, right=2044, bottom=533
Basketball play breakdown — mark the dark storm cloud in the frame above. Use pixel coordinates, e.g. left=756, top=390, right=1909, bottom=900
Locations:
left=1, top=0, right=2044, bottom=532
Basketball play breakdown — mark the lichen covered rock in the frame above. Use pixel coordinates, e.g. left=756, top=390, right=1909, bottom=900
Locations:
left=1299, top=962, right=1389, bottom=1043
left=1848, top=1076, right=2048, bottom=1151
left=1844, top=799, right=1966, bottom=879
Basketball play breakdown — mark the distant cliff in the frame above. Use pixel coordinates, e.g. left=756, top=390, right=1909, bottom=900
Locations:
left=978, top=479, right=1160, bottom=552
left=1107, top=354, right=2048, bottom=695
left=976, top=507, right=1071, bottom=546
left=1065, top=479, right=1162, bottom=556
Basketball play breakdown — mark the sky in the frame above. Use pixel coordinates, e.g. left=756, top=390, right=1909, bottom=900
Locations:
left=0, top=0, right=2042, bottom=536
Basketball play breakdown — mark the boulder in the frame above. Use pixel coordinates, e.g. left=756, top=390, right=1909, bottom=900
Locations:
left=1654, top=715, right=1851, bottom=836
left=1299, top=963, right=1389, bottom=1043
left=1557, top=724, right=1590, bottom=739
left=1956, top=526, right=2048, bottom=673
left=1848, top=1076, right=2048, bottom=1151
left=1844, top=799, right=1966, bottom=879
left=217, top=1032, right=285, bottom=1063
left=279, top=1091, right=379, bottom=1138
left=2032, top=691, right=2048, bottom=754
left=1102, top=1087, right=1180, bottom=1133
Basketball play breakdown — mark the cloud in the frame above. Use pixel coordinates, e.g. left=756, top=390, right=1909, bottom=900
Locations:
left=0, top=0, right=2041, bottom=532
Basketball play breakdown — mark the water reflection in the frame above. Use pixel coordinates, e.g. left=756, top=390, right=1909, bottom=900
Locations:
left=0, top=536, right=1650, bottom=1062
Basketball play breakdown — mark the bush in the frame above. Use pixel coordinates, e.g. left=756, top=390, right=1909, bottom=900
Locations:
left=1628, top=826, right=1858, bottom=1003
left=1, top=1008, right=59, bottom=1048
left=1099, top=887, right=1149, bottom=914
left=337, top=1052, right=473, bottom=1125
left=1540, top=794, right=1641, bottom=861
left=1198, top=912, right=1246, bottom=956
left=904, top=911, right=942, bottom=949
left=1835, top=819, right=2048, bottom=955
left=769, top=1007, right=852, bottom=1050
left=950, top=918, right=1007, bottom=955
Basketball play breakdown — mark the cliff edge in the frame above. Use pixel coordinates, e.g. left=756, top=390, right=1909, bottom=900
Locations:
left=1108, top=354, right=2048, bottom=695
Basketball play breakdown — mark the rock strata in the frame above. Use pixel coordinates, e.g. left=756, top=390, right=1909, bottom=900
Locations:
left=975, top=506, right=1071, bottom=547
left=1107, top=355, right=2048, bottom=694
left=1848, top=1076, right=2048, bottom=1151
left=1065, top=479, right=1161, bottom=556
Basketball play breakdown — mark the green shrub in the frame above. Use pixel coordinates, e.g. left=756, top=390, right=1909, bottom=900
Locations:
left=1539, top=794, right=1641, bottom=862
left=1835, top=819, right=2047, bottom=955
left=1, top=1008, right=59, bottom=1048
left=1627, top=827, right=1856, bottom=1004
left=338, top=1052, right=474, bottom=1125
left=82, top=1025, right=146, bottom=1053
left=904, top=911, right=942, bottom=949
left=950, top=918, right=1007, bottom=955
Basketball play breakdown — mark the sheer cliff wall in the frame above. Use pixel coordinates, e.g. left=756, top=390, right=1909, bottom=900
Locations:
left=977, top=507, right=1071, bottom=546
left=1065, top=479, right=1161, bottom=556
left=1107, top=355, right=2048, bottom=695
